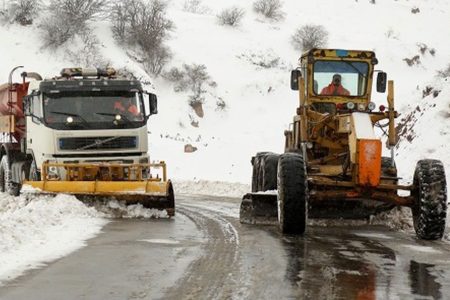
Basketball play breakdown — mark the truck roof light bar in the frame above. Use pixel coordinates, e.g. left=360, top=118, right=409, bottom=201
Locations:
left=60, top=68, right=117, bottom=79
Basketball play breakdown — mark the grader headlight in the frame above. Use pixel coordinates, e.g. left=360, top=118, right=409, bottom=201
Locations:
left=368, top=102, right=376, bottom=111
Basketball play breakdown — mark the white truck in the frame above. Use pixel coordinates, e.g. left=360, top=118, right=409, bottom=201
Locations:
left=0, top=67, right=174, bottom=215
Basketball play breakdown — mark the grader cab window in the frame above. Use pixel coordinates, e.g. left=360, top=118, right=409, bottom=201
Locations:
left=313, top=60, right=369, bottom=96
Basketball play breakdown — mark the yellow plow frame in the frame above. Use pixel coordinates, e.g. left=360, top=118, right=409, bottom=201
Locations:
left=24, top=161, right=175, bottom=216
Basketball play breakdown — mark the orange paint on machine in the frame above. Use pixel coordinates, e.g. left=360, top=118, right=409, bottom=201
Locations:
left=357, top=139, right=382, bottom=187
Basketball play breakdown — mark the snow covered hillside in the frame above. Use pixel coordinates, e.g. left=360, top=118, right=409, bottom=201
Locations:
left=0, top=0, right=449, bottom=186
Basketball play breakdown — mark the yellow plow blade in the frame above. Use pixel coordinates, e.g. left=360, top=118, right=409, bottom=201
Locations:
left=22, top=161, right=175, bottom=216
left=24, top=180, right=168, bottom=196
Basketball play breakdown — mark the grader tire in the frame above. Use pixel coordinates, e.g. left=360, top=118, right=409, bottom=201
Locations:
left=251, top=152, right=269, bottom=192
left=412, top=159, right=447, bottom=240
left=277, top=153, right=308, bottom=234
left=260, top=153, right=279, bottom=191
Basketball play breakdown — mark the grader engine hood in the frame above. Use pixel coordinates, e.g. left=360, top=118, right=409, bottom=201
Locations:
left=348, top=112, right=382, bottom=187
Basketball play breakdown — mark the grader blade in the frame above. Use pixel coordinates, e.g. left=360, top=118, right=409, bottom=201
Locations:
left=240, top=193, right=278, bottom=225
left=22, top=161, right=175, bottom=216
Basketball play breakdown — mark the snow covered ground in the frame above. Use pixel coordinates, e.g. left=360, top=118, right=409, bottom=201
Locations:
left=0, top=193, right=107, bottom=284
left=0, top=0, right=449, bottom=286
left=0, top=191, right=175, bottom=285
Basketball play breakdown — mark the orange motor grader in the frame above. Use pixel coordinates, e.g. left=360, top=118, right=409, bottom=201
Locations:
left=240, top=49, right=447, bottom=240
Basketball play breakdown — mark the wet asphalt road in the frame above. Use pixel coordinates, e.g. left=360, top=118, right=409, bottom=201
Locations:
left=1, top=195, right=450, bottom=299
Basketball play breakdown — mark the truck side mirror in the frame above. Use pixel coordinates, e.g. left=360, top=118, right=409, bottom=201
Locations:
left=377, top=72, right=387, bottom=93
left=290, top=69, right=302, bottom=91
left=149, top=93, right=158, bottom=115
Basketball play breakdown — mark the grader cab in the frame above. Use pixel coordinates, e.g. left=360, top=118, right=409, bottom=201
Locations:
left=240, top=49, right=447, bottom=240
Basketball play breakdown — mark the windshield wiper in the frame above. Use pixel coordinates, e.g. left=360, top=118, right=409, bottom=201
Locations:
left=48, top=111, right=91, bottom=128
left=95, top=112, right=132, bottom=124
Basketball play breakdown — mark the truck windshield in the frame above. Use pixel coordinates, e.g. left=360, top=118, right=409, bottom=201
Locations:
left=43, top=91, right=145, bottom=130
left=313, top=60, right=369, bottom=97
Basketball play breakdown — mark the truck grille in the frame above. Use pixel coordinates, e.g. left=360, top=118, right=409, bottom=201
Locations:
left=59, top=136, right=138, bottom=150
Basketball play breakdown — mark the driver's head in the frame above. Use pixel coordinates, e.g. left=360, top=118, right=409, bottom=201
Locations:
left=332, top=74, right=342, bottom=86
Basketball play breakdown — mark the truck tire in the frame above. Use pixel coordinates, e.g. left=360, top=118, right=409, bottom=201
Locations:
left=0, top=155, right=20, bottom=196
left=277, top=153, right=308, bottom=234
left=412, top=159, right=447, bottom=240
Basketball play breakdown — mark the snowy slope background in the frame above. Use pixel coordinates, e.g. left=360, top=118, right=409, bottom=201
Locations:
left=0, top=0, right=449, bottom=285
left=0, top=0, right=448, bottom=185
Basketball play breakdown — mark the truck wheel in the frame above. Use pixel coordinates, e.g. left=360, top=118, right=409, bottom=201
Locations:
left=277, top=153, right=308, bottom=234
left=260, top=153, right=279, bottom=191
left=412, top=159, right=447, bottom=240
left=0, top=156, right=20, bottom=196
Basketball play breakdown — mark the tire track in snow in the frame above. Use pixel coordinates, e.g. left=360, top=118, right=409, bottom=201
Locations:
left=163, top=203, right=241, bottom=299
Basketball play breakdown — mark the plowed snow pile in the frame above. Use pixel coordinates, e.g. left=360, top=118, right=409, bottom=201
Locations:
left=0, top=193, right=169, bottom=285
left=0, top=193, right=107, bottom=284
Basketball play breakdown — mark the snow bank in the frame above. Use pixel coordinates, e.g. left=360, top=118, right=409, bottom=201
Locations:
left=0, top=192, right=175, bottom=285
left=0, top=193, right=107, bottom=284
left=94, top=199, right=169, bottom=218
left=173, top=179, right=249, bottom=198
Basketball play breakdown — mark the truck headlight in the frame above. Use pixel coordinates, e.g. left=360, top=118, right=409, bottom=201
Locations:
left=346, top=102, right=355, bottom=110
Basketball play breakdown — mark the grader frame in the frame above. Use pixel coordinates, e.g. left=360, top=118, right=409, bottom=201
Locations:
left=240, top=49, right=447, bottom=240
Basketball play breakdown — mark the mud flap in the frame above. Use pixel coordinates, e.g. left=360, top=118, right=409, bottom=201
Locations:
left=239, top=193, right=278, bottom=225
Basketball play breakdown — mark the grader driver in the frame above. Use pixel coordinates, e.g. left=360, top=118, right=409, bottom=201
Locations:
left=240, top=49, right=447, bottom=240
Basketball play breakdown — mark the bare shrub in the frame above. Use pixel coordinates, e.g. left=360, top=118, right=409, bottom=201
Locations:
left=165, top=64, right=218, bottom=111
left=411, top=7, right=420, bottom=14
left=291, top=24, right=328, bottom=51
left=41, top=0, right=108, bottom=48
left=253, top=0, right=284, bottom=21
left=8, top=0, right=40, bottom=25
left=66, top=29, right=106, bottom=67
left=417, top=43, right=436, bottom=57
left=437, top=64, right=450, bottom=78
left=417, top=43, right=428, bottom=55
left=41, top=17, right=78, bottom=48
left=111, top=0, right=174, bottom=76
left=403, top=55, right=420, bottom=66
left=183, top=0, right=210, bottom=14
left=216, top=97, right=227, bottom=111
left=217, top=6, right=245, bottom=27
left=49, top=0, right=107, bottom=24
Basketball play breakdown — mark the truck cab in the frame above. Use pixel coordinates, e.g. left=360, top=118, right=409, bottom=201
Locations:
left=23, top=68, right=158, bottom=180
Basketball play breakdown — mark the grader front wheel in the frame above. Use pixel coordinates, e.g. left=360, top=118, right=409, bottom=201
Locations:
left=412, top=159, right=447, bottom=240
left=277, top=153, right=308, bottom=234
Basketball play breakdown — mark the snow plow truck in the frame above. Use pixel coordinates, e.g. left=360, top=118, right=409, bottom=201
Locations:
left=0, top=67, right=174, bottom=216
left=240, top=49, right=447, bottom=240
